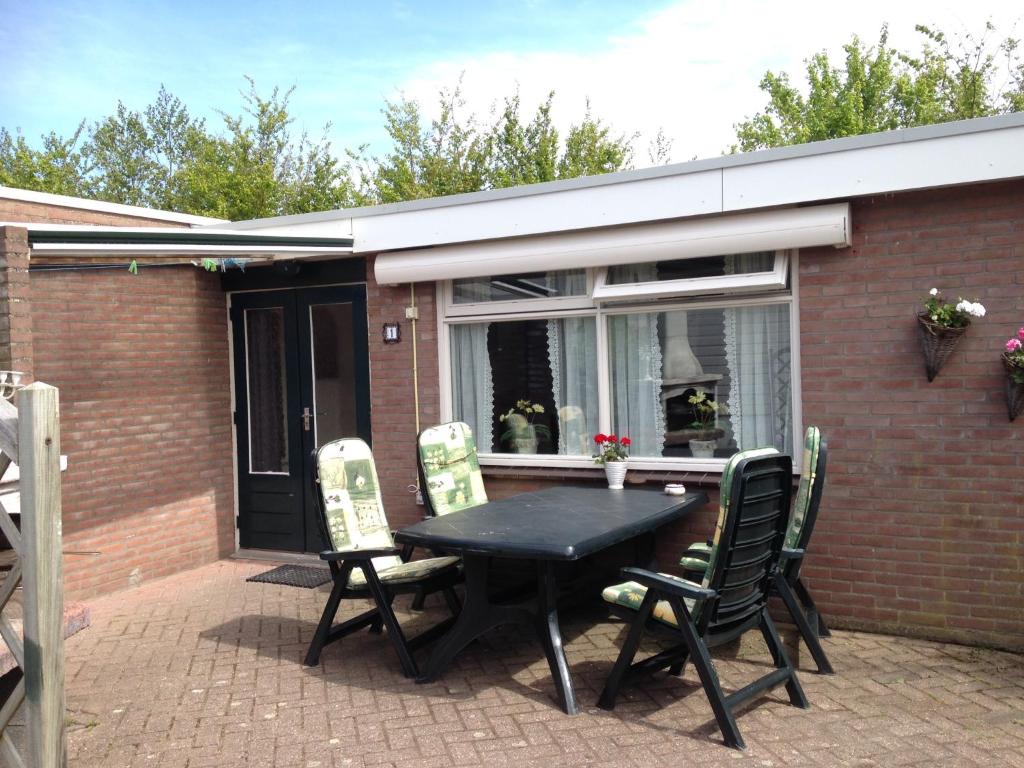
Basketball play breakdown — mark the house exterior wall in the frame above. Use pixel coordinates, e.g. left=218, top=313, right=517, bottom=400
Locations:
left=30, top=264, right=235, bottom=597
left=0, top=197, right=182, bottom=227
left=441, top=180, right=1024, bottom=652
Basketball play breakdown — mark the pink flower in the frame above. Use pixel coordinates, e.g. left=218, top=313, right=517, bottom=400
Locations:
left=1007, top=338, right=1023, bottom=352
left=1018, top=327, right=1024, bottom=341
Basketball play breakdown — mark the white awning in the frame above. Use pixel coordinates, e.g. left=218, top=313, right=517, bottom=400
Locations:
left=374, top=203, right=851, bottom=285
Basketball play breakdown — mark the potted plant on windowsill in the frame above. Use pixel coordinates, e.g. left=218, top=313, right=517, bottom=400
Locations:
left=687, top=391, right=723, bottom=459
left=593, top=433, right=630, bottom=489
left=1003, top=327, right=1024, bottom=422
left=918, top=288, right=986, bottom=381
left=499, top=399, right=551, bottom=453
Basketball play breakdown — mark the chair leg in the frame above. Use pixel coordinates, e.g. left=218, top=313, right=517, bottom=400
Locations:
left=795, top=577, right=831, bottom=637
left=668, top=648, right=690, bottom=677
left=776, top=577, right=834, bottom=674
left=671, top=597, right=746, bottom=750
left=304, top=578, right=347, bottom=666
left=369, top=591, right=393, bottom=634
left=362, top=566, right=419, bottom=679
left=442, top=586, right=461, bottom=615
left=759, top=609, right=810, bottom=711
left=410, top=587, right=427, bottom=612
left=597, top=592, right=657, bottom=711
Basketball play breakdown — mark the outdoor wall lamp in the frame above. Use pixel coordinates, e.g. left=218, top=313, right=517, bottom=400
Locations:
left=382, top=322, right=401, bottom=344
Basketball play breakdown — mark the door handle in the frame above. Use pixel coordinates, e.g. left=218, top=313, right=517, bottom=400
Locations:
left=301, top=407, right=313, bottom=432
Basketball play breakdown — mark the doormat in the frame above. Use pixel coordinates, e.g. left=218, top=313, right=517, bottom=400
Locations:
left=246, top=564, right=332, bottom=589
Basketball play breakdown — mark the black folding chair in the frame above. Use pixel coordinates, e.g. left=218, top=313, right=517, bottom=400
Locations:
left=303, top=438, right=461, bottom=678
left=681, top=426, right=833, bottom=673
left=598, top=449, right=808, bottom=750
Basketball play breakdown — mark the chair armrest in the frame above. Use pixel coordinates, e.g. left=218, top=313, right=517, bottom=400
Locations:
left=319, top=547, right=401, bottom=562
left=620, top=567, right=717, bottom=601
left=779, top=547, right=805, bottom=562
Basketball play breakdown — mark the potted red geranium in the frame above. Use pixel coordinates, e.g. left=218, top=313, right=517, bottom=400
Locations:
left=593, top=433, right=630, bottom=489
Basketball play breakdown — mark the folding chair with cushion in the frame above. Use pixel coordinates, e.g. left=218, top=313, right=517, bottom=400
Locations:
left=417, top=421, right=489, bottom=517
left=679, top=426, right=833, bottom=673
left=304, top=438, right=462, bottom=677
left=598, top=448, right=808, bottom=750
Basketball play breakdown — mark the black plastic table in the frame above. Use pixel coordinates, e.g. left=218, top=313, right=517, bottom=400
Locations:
left=394, top=486, right=708, bottom=714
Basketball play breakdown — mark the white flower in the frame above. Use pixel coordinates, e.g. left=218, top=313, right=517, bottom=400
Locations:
left=929, top=288, right=938, bottom=296
left=955, top=301, right=969, bottom=313
left=971, top=302, right=986, bottom=317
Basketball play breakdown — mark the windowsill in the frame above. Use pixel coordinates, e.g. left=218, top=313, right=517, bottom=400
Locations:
left=480, top=463, right=729, bottom=488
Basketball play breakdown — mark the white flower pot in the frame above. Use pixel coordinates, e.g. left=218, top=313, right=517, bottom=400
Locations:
left=689, top=439, right=717, bottom=459
left=604, top=461, right=627, bottom=490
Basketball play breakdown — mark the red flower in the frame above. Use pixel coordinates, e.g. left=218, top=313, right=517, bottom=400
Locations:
left=607, top=434, right=618, bottom=442
left=593, top=433, right=607, bottom=444
left=621, top=437, right=631, bottom=447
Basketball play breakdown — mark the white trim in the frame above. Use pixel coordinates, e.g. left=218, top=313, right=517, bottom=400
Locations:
left=789, top=251, right=805, bottom=472
left=443, top=270, right=594, bottom=317
left=0, top=185, right=225, bottom=225
left=30, top=242, right=353, bottom=258
left=593, top=252, right=789, bottom=302
left=374, top=204, right=849, bottom=284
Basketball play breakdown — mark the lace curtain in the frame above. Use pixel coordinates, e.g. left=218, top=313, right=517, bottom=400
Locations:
left=450, top=324, right=495, bottom=451
left=546, top=317, right=598, bottom=455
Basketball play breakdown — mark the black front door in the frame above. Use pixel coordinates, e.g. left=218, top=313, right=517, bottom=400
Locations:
left=230, top=286, right=371, bottom=552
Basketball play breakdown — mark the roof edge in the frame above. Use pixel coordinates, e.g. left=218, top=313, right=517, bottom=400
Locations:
left=0, top=186, right=226, bottom=226
left=219, top=112, right=1024, bottom=231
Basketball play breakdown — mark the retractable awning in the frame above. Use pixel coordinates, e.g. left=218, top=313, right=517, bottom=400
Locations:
left=373, top=203, right=850, bottom=285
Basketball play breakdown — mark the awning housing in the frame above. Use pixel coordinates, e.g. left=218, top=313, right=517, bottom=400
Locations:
left=374, top=203, right=851, bottom=285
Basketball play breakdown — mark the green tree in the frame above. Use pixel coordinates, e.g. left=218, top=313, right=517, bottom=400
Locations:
left=733, top=23, right=1023, bottom=152
left=0, top=124, right=89, bottom=196
left=357, top=86, right=637, bottom=204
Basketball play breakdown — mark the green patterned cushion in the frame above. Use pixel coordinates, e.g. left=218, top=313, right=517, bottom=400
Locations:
left=316, top=439, right=402, bottom=575
left=348, top=555, right=460, bottom=588
left=785, top=426, right=821, bottom=550
left=602, top=575, right=700, bottom=627
left=678, top=541, right=713, bottom=574
left=418, top=422, right=488, bottom=516
left=695, top=446, right=780, bottom=587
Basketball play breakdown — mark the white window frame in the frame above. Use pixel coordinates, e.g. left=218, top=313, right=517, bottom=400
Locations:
left=436, top=250, right=802, bottom=473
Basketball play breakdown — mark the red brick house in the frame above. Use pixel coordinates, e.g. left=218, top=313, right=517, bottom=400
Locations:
left=2, top=113, right=1022, bottom=651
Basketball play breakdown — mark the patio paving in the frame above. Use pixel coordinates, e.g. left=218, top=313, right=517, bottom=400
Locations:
left=65, top=559, right=1024, bottom=767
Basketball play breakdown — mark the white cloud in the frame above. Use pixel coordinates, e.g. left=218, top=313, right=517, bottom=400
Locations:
left=392, top=0, right=1023, bottom=164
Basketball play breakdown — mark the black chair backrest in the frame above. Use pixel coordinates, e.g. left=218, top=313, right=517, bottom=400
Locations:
left=783, top=440, right=827, bottom=583
left=702, top=452, right=793, bottom=644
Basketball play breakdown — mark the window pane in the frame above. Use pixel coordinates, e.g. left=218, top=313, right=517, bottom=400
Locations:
left=245, top=308, right=288, bottom=473
left=607, top=252, right=774, bottom=284
left=609, top=303, right=791, bottom=459
left=450, top=317, right=598, bottom=455
left=310, top=303, right=357, bottom=447
left=453, top=270, right=586, bottom=303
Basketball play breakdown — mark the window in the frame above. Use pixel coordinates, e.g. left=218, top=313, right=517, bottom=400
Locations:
left=441, top=253, right=797, bottom=468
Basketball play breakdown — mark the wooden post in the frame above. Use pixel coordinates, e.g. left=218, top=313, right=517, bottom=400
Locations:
left=17, top=383, right=65, bottom=767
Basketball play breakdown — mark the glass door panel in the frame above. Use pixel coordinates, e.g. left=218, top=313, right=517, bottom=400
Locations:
left=309, top=303, right=358, bottom=447
left=245, top=307, right=289, bottom=473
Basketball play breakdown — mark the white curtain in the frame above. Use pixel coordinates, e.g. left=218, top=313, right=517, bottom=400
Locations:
left=547, top=318, right=598, bottom=455
left=450, top=323, right=494, bottom=451
left=607, top=264, right=665, bottom=456
left=724, top=303, right=791, bottom=454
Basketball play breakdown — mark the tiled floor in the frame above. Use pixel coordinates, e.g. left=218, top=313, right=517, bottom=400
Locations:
left=64, top=559, right=1024, bottom=767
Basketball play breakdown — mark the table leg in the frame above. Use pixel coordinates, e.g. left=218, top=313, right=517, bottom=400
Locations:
left=417, top=553, right=533, bottom=684
left=535, top=560, right=579, bottom=715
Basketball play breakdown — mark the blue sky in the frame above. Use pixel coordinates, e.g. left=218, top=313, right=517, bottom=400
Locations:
left=2, top=0, right=1021, bottom=164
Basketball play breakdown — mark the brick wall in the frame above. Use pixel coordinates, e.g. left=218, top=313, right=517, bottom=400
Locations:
left=0, top=197, right=186, bottom=227
left=30, top=264, right=235, bottom=598
left=365, top=256, right=442, bottom=529
left=0, top=227, right=33, bottom=376
left=797, top=179, right=1024, bottom=651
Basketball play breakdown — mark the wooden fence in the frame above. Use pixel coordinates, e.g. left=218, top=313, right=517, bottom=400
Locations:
left=0, top=383, right=65, bottom=767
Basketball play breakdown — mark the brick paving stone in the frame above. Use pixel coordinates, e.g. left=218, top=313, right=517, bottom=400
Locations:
left=65, top=559, right=1024, bottom=767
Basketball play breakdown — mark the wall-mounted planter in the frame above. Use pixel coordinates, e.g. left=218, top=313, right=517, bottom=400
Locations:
left=917, top=314, right=968, bottom=382
left=1003, top=353, right=1024, bottom=422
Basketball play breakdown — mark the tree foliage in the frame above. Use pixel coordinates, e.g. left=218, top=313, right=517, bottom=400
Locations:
left=733, top=23, right=1024, bottom=152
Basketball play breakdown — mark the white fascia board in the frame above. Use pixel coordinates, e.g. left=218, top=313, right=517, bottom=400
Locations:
left=374, top=203, right=850, bottom=285
left=354, top=170, right=722, bottom=254
left=0, top=185, right=225, bottom=225
left=724, top=124, right=1024, bottom=210
left=30, top=243, right=353, bottom=258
